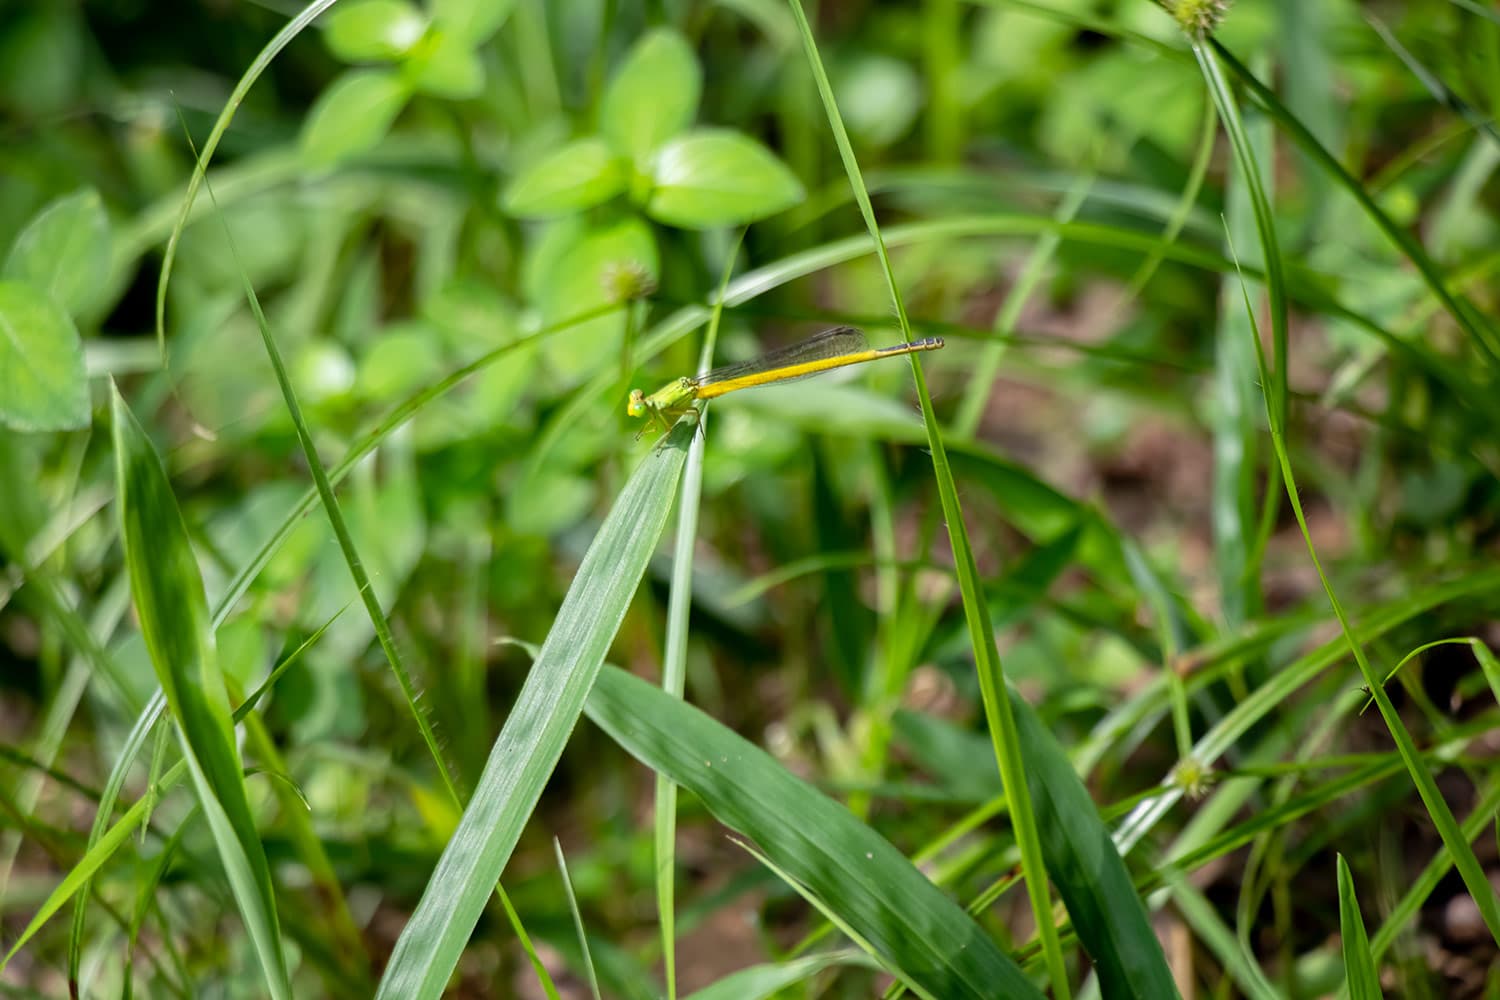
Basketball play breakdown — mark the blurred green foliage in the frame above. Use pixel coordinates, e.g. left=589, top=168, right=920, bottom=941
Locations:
left=3, top=0, right=1500, bottom=997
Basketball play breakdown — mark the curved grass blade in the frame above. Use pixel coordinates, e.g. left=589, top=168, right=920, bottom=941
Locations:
left=1337, top=855, right=1380, bottom=999
left=782, top=1, right=1069, bottom=992
left=108, top=385, right=291, bottom=999
left=375, top=421, right=693, bottom=1000
left=1008, top=688, right=1181, bottom=999
left=1192, top=37, right=1291, bottom=600
left=153, top=0, right=339, bottom=356
left=585, top=665, right=1043, bottom=1000
left=1234, top=253, right=1500, bottom=947
left=1210, top=37, right=1500, bottom=366
left=196, top=157, right=459, bottom=812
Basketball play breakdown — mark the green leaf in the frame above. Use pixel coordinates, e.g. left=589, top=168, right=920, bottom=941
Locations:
left=0, top=280, right=89, bottom=431
left=3, top=188, right=111, bottom=318
left=600, top=28, right=701, bottom=164
left=300, top=68, right=411, bottom=166
left=429, top=0, right=516, bottom=45
left=1337, top=855, right=1381, bottom=999
left=502, top=137, right=630, bottom=217
left=323, top=0, right=427, bottom=62
left=109, top=386, right=292, bottom=1000
left=402, top=27, right=484, bottom=99
left=374, top=422, right=693, bottom=1000
left=584, top=666, right=1044, bottom=1000
left=1008, top=687, right=1182, bottom=1000
left=645, top=129, right=804, bottom=228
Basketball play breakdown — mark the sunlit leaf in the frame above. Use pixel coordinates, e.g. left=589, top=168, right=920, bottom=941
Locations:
left=0, top=280, right=89, bottom=431
left=300, top=68, right=411, bottom=166
left=3, top=188, right=111, bottom=318
left=323, top=0, right=427, bottom=62
left=601, top=28, right=701, bottom=164
left=645, top=130, right=804, bottom=228
left=502, top=137, right=630, bottom=217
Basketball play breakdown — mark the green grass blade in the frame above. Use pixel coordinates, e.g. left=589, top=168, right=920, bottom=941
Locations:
left=1337, top=855, right=1380, bottom=999
left=108, top=386, right=291, bottom=999
left=1211, top=64, right=1269, bottom=628
left=1188, top=37, right=1296, bottom=593
left=782, top=2, right=1070, bottom=993
left=553, top=839, right=601, bottom=1000
left=1008, top=688, right=1181, bottom=999
left=153, top=0, right=337, bottom=357
left=1211, top=37, right=1500, bottom=366
left=654, top=242, right=736, bottom=1000
left=1234, top=253, right=1500, bottom=948
left=4, top=610, right=340, bottom=971
left=1114, top=566, right=1500, bottom=855
left=1368, top=778, right=1500, bottom=960
left=375, top=422, right=693, bottom=1000
left=0, top=762, right=177, bottom=972
left=203, top=168, right=462, bottom=807
left=585, top=665, right=1044, bottom=999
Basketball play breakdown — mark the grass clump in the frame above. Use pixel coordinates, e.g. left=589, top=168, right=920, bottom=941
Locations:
left=2, top=1, right=1500, bottom=998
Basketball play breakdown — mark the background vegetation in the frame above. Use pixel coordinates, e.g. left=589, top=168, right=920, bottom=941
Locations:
left=3, top=0, right=1500, bottom=996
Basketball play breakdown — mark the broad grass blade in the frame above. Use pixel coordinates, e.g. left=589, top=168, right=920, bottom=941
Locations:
left=108, top=385, right=291, bottom=999
left=375, top=421, right=693, bottom=999
left=585, top=665, right=1043, bottom=1000
left=1008, top=688, right=1181, bottom=999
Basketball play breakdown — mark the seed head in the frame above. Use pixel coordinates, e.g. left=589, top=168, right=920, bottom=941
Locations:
left=601, top=259, right=657, bottom=305
left=1167, top=0, right=1230, bottom=37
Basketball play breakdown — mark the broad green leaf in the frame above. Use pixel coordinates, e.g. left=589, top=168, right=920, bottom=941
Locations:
left=300, top=68, right=411, bottom=166
left=3, top=188, right=111, bottom=317
left=1009, top=688, right=1182, bottom=999
left=1337, top=855, right=1380, bottom=999
left=0, top=280, right=89, bottom=431
left=601, top=28, right=701, bottom=164
left=430, top=0, right=516, bottom=45
left=502, top=138, right=630, bottom=217
left=323, top=0, right=427, bottom=62
left=584, top=666, right=1044, bottom=1000
left=645, top=129, right=804, bottom=228
left=375, top=422, right=693, bottom=1000
left=403, top=27, right=484, bottom=99
left=109, top=386, right=291, bottom=1000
